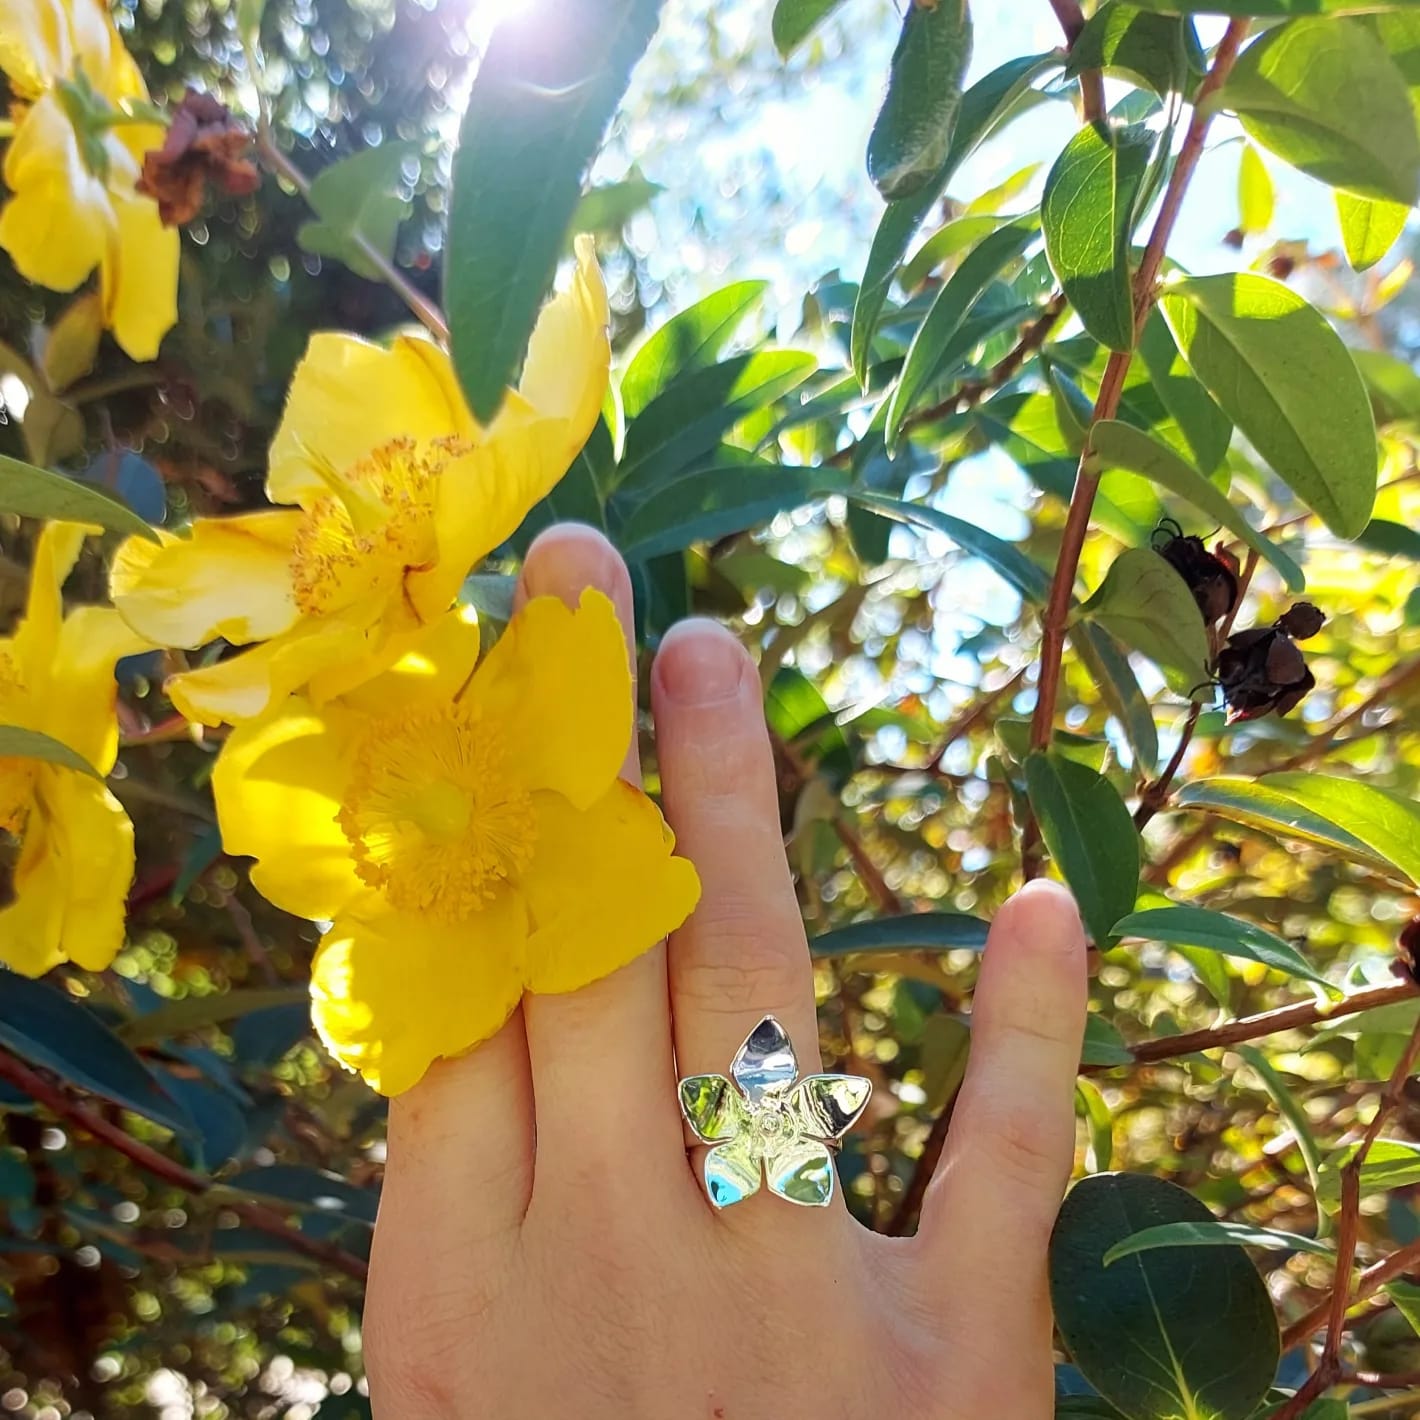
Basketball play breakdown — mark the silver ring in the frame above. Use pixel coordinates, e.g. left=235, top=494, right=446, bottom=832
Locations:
left=677, top=1014, right=872, bottom=1209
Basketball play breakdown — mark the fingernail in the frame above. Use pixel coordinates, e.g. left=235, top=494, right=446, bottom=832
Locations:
left=522, top=524, right=620, bottom=601
left=655, top=620, right=746, bottom=705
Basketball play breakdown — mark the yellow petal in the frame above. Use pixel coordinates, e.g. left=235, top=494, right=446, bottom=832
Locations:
left=110, top=512, right=303, bottom=649
left=0, top=768, right=134, bottom=975
left=467, top=589, right=629, bottom=811
left=0, top=0, right=66, bottom=96
left=167, top=600, right=389, bottom=726
left=310, top=888, right=528, bottom=1096
left=522, top=781, right=700, bottom=995
left=101, top=185, right=178, bottom=362
left=335, top=605, right=480, bottom=716
left=212, top=695, right=363, bottom=920
left=47, top=607, right=151, bottom=773
left=0, top=92, right=109, bottom=291
left=13, top=519, right=93, bottom=668
left=267, top=333, right=478, bottom=508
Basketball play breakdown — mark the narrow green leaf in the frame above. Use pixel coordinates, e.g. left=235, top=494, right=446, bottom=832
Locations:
left=1082, top=1014, right=1134, bottom=1068
left=1134, top=0, right=1416, bottom=12
left=1354, top=347, right=1420, bottom=424
left=1076, top=1077, right=1115, bottom=1173
left=1237, top=1043, right=1329, bottom=1233
left=571, top=172, right=663, bottom=240
left=1218, top=17, right=1420, bottom=206
left=1160, top=273, right=1378, bottom=539
left=771, top=0, right=846, bottom=57
left=1080, top=546, right=1212, bottom=695
left=1359, top=517, right=1420, bottom=560
left=1318, top=1138, right=1420, bottom=1202
left=617, top=464, right=847, bottom=562
left=0, top=455, right=157, bottom=541
left=119, top=988, right=311, bottom=1048
left=1175, top=776, right=1396, bottom=877
left=618, top=351, right=816, bottom=493
left=866, top=0, right=973, bottom=201
left=445, top=0, right=664, bottom=421
left=1262, top=772, right=1420, bottom=887
left=295, top=143, right=415, bottom=281
left=1103, top=1220, right=1332, bottom=1266
left=885, top=218, right=1039, bottom=449
left=620, top=281, right=768, bottom=419
left=1066, top=3, right=1195, bottom=97
left=1026, top=752, right=1140, bottom=947
left=1046, top=361, right=1096, bottom=454
left=1385, top=1278, right=1420, bottom=1336
left=1337, top=189, right=1409, bottom=273
left=850, top=51, right=1062, bottom=385
left=850, top=493, right=1051, bottom=602
left=1088, top=420, right=1305, bottom=591
left=899, top=213, right=1012, bottom=291
left=1238, top=142, right=1275, bottom=234
left=1114, top=906, right=1330, bottom=988
left=0, top=726, right=101, bottom=780
left=1042, top=122, right=1153, bottom=352
left=1050, top=1173, right=1279, bottom=1420
left=809, top=912, right=990, bottom=957
left=1069, top=622, right=1160, bottom=776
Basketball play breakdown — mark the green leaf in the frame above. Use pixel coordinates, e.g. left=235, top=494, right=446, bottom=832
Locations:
left=618, top=351, right=816, bottom=493
left=1103, top=1220, right=1332, bottom=1266
left=1337, top=189, right=1409, bottom=273
left=1237, top=1044, right=1328, bottom=1230
left=296, top=142, right=416, bottom=282
left=899, top=213, right=1015, bottom=291
left=1066, top=3, right=1195, bottom=97
left=1237, top=142, right=1275, bottom=234
left=771, top=0, right=847, bottom=58
left=0, top=975, right=195, bottom=1139
left=1042, top=122, right=1153, bottom=352
left=1026, top=752, right=1140, bottom=947
left=885, top=218, right=1040, bottom=450
left=0, top=725, right=101, bottom=780
left=866, top=0, right=973, bottom=201
left=1354, top=348, right=1420, bottom=424
left=1082, top=1014, right=1134, bottom=1068
left=1077, top=1077, right=1115, bottom=1172
left=1046, top=361, right=1096, bottom=454
left=1135, top=310, right=1233, bottom=476
left=0, top=454, right=157, bottom=541
left=850, top=492, right=1051, bottom=602
left=850, top=51, right=1062, bottom=385
left=616, top=464, right=848, bottom=562
left=1069, top=622, right=1160, bottom=775
left=1174, top=776, right=1398, bottom=877
left=222, top=1164, right=377, bottom=1224
left=1218, top=17, right=1420, bottom=206
left=620, top=281, right=768, bottom=419
left=1318, top=1138, right=1420, bottom=1202
left=1050, top=1173, right=1279, bottom=1420
left=809, top=912, right=990, bottom=957
left=1113, top=906, right=1331, bottom=988
left=1160, top=273, right=1378, bottom=539
left=1088, top=421, right=1305, bottom=591
left=118, top=988, right=311, bottom=1049
left=1261, top=772, right=1420, bottom=887
left=1080, top=546, right=1212, bottom=695
left=1360, top=517, right=1420, bottom=560
left=445, top=0, right=664, bottom=421
left=1133, top=0, right=1416, bottom=12
left=571, top=172, right=663, bottom=239
left=1385, top=1278, right=1420, bottom=1336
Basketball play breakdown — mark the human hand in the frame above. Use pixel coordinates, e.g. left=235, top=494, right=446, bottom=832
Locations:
left=364, top=525, right=1088, bottom=1419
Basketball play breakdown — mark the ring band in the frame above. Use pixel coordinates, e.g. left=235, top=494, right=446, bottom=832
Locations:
left=677, top=1014, right=872, bottom=1209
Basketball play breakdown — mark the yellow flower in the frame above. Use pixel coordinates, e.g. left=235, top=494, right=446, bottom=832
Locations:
left=0, top=0, right=179, bottom=361
left=211, top=590, right=700, bottom=1095
left=0, top=522, right=150, bottom=976
left=110, top=237, right=609, bottom=726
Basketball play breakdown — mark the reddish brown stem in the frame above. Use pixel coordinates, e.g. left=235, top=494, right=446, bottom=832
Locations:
left=887, top=1082, right=960, bottom=1236
left=0, top=1047, right=369, bottom=1283
left=1047, top=0, right=1104, bottom=120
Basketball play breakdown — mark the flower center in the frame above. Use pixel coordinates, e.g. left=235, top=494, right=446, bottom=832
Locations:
left=290, top=437, right=456, bottom=621
left=337, top=702, right=536, bottom=922
left=745, top=1095, right=793, bottom=1160
left=0, top=654, right=36, bottom=834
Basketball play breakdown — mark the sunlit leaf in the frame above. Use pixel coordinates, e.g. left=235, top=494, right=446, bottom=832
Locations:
left=0, top=455, right=157, bottom=540
left=1103, top=1220, right=1331, bottom=1265
left=1237, top=142, right=1274, bottom=234
left=296, top=142, right=416, bottom=281
left=1337, top=190, right=1409, bottom=272
left=1113, top=906, right=1331, bottom=988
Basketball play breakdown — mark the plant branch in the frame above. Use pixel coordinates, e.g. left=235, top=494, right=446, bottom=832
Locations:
left=1047, top=0, right=1104, bottom=121
left=0, top=1046, right=369, bottom=1283
left=255, top=126, right=449, bottom=344
left=886, top=1081, right=961, bottom=1236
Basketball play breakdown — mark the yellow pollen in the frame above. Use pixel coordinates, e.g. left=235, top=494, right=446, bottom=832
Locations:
left=289, top=437, right=463, bottom=619
left=337, top=702, right=536, bottom=922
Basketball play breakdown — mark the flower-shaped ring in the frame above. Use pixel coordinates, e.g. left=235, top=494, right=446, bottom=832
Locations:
left=677, top=1015, right=872, bottom=1209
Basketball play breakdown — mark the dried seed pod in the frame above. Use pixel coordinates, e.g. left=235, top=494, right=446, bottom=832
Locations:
left=138, top=88, right=260, bottom=227
left=1151, top=518, right=1240, bottom=626
left=1216, top=602, right=1325, bottom=721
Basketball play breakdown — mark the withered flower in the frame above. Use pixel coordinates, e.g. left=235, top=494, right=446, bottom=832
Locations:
left=1216, top=601, right=1325, bottom=722
left=137, top=89, right=260, bottom=228
left=1152, top=518, right=1240, bottom=627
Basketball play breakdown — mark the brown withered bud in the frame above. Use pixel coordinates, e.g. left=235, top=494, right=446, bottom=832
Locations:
left=1267, top=253, right=1297, bottom=280
left=1152, top=518, right=1241, bottom=626
left=1394, top=916, right=1420, bottom=987
left=1216, top=602, right=1326, bottom=721
left=137, top=89, right=260, bottom=228
left=1222, top=228, right=1245, bottom=250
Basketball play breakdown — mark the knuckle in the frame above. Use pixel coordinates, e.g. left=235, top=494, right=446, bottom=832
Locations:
left=984, top=1097, right=1073, bottom=1203
left=674, top=912, right=812, bottom=1020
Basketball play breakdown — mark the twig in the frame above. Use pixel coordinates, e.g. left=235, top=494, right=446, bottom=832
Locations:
left=1272, top=658, right=1420, bottom=774
left=1026, top=19, right=1251, bottom=792
left=0, top=1047, right=368, bottom=1283
left=254, top=126, right=449, bottom=344
left=833, top=820, right=904, bottom=914
left=887, top=1082, right=961, bottom=1236
left=1047, top=0, right=1105, bottom=121
left=1286, top=1233, right=1420, bottom=1350
left=925, top=668, right=1028, bottom=772
left=1082, top=978, right=1420, bottom=1073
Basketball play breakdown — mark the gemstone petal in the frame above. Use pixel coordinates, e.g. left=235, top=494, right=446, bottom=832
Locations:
left=678, top=1073, right=747, bottom=1143
left=703, top=1134, right=761, bottom=1209
left=730, top=1014, right=798, bottom=1102
left=766, top=1138, right=835, bottom=1207
left=791, top=1073, right=872, bottom=1141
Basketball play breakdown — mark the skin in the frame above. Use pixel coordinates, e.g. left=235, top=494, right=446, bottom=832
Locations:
left=364, top=524, right=1088, bottom=1419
